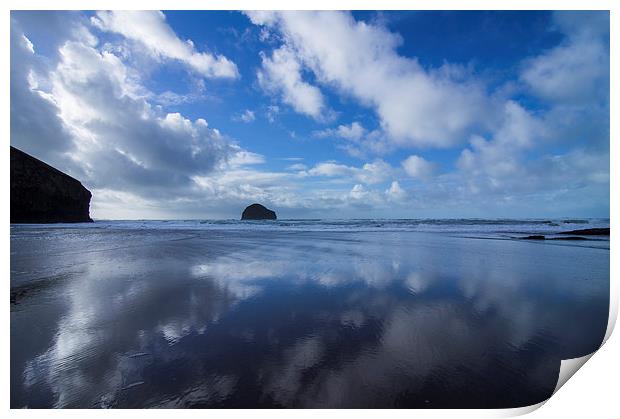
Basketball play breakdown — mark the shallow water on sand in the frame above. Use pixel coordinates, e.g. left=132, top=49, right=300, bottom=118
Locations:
left=10, top=222, right=609, bottom=408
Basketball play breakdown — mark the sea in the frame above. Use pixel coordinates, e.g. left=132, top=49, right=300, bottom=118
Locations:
left=10, top=218, right=610, bottom=408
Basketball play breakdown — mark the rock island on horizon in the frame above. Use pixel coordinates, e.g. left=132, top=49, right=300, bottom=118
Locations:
left=241, top=203, right=277, bottom=220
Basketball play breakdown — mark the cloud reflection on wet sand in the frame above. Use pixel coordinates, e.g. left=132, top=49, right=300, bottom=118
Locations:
left=11, top=228, right=608, bottom=408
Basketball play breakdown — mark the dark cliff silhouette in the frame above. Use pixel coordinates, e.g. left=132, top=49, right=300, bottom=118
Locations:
left=10, top=146, right=93, bottom=223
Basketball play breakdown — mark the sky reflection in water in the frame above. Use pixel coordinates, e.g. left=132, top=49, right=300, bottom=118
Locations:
left=11, top=227, right=609, bottom=408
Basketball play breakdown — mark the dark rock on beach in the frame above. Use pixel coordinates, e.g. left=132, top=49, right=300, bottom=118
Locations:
left=10, top=146, right=93, bottom=223
left=559, top=228, right=609, bottom=236
left=521, top=227, right=609, bottom=241
left=241, top=203, right=277, bottom=220
left=522, top=235, right=588, bottom=241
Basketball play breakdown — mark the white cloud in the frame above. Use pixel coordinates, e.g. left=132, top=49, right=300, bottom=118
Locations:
left=10, top=20, right=80, bottom=169
left=21, top=34, right=35, bottom=53
left=227, top=149, right=265, bottom=167
left=306, top=160, right=393, bottom=185
left=434, top=12, right=608, bottom=213
left=552, top=11, right=609, bottom=41
left=385, top=181, right=407, bottom=202
left=451, top=98, right=608, bottom=213
left=306, top=162, right=350, bottom=178
left=247, top=11, right=493, bottom=147
left=456, top=101, right=545, bottom=182
left=91, top=11, right=238, bottom=79
left=265, top=104, right=280, bottom=123
left=336, top=122, right=366, bottom=140
left=155, top=91, right=194, bottom=105
left=241, top=110, right=255, bottom=122
left=349, top=184, right=368, bottom=200
left=12, top=22, right=241, bottom=210
left=233, top=109, right=256, bottom=123
left=401, top=155, right=435, bottom=179
left=342, top=184, right=387, bottom=209
left=190, top=167, right=300, bottom=214
left=520, top=40, right=608, bottom=105
left=257, top=46, right=327, bottom=120
left=314, top=122, right=366, bottom=141
left=520, top=11, right=608, bottom=106
left=313, top=122, right=393, bottom=159
left=287, top=163, right=307, bottom=171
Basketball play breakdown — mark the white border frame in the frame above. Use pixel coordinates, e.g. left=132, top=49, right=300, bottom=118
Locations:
left=3, top=1, right=617, bottom=417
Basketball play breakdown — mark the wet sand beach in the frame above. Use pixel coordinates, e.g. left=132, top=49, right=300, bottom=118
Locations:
left=10, top=220, right=609, bottom=408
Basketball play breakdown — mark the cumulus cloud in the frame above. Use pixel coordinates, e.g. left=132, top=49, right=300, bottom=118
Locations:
left=437, top=12, right=608, bottom=214
left=401, top=155, right=435, bottom=179
left=10, top=18, right=255, bottom=219
left=451, top=101, right=608, bottom=214
left=247, top=11, right=493, bottom=147
left=385, top=181, right=407, bottom=202
left=456, top=101, right=547, bottom=193
left=348, top=184, right=369, bottom=200
left=257, top=46, right=327, bottom=119
left=519, top=11, right=609, bottom=157
left=521, top=42, right=608, bottom=105
left=49, top=39, right=233, bottom=189
left=520, top=12, right=609, bottom=105
left=313, top=122, right=393, bottom=159
left=91, top=11, right=238, bottom=79
left=458, top=101, right=543, bottom=173
left=314, top=122, right=366, bottom=141
left=10, top=21, right=77, bottom=167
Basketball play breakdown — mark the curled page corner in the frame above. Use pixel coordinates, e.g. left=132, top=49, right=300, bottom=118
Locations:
left=552, top=352, right=595, bottom=395
left=538, top=293, right=618, bottom=408
left=547, top=303, right=618, bottom=398
left=499, top=350, right=599, bottom=417
left=500, top=400, right=547, bottom=417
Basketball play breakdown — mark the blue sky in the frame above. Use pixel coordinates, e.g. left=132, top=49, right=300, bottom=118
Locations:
left=10, top=11, right=609, bottom=219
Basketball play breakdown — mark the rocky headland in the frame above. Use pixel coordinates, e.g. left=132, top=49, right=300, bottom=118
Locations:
left=10, top=146, right=93, bottom=223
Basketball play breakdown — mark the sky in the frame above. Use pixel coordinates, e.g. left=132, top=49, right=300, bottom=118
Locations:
left=10, top=10, right=610, bottom=219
